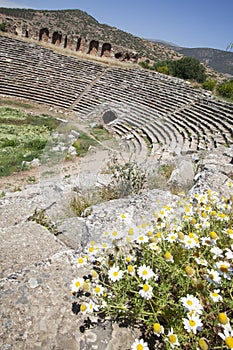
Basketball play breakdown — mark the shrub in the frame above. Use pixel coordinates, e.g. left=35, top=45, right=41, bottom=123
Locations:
left=216, top=80, right=233, bottom=100
left=170, top=57, right=206, bottom=83
left=202, top=80, right=217, bottom=91
left=107, top=154, right=148, bottom=197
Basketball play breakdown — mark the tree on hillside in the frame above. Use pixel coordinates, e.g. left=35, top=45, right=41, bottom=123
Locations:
left=169, top=56, right=206, bottom=83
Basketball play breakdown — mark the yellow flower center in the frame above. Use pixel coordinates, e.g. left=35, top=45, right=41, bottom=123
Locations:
left=148, top=230, right=153, bottom=237
left=128, top=228, right=134, bottom=235
left=88, top=247, right=95, bottom=253
left=169, top=334, right=177, bottom=344
left=92, top=270, right=98, bottom=278
left=112, top=230, right=118, bottom=237
left=80, top=304, right=87, bottom=312
left=212, top=292, right=218, bottom=297
left=142, top=270, right=148, bottom=276
left=189, top=319, right=196, bottom=327
left=136, top=345, right=143, bottom=350
left=178, top=232, right=184, bottom=240
left=153, top=323, right=162, bottom=333
left=143, top=284, right=150, bottom=292
left=226, top=337, right=233, bottom=348
left=78, top=257, right=84, bottom=264
left=82, top=282, right=89, bottom=291
left=210, top=231, right=218, bottom=239
left=113, top=271, right=119, bottom=277
left=95, top=286, right=101, bottom=293
left=220, top=265, right=228, bottom=273
left=165, top=251, right=172, bottom=260
left=128, top=265, right=134, bottom=273
left=218, top=313, right=228, bottom=325
left=187, top=300, right=193, bottom=306
left=198, top=338, right=209, bottom=350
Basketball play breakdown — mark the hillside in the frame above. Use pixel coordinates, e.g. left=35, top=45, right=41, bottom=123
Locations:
left=174, top=47, right=233, bottom=76
left=0, top=8, right=182, bottom=61
left=152, top=40, right=233, bottom=76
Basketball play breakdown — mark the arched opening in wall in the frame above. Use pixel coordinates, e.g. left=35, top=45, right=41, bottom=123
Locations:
left=88, top=40, right=99, bottom=55
left=102, top=110, right=118, bottom=125
left=76, top=37, right=81, bottom=51
left=39, top=28, right=49, bottom=41
left=115, top=52, right=123, bottom=60
left=64, top=35, right=68, bottom=48
left=52, top=31, right=62, bottom=45
left=101, top=43, right=111, bottom=57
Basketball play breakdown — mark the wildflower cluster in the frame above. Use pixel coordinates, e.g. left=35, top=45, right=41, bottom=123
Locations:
left=71, top=188, right=233, bottom=349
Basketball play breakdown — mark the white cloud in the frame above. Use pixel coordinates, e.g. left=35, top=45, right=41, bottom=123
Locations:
left=0, top=0, right=30, bottom=8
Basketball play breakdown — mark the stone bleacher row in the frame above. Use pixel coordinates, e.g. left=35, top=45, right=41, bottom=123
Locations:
left=0, top=35, right=233, bottom=156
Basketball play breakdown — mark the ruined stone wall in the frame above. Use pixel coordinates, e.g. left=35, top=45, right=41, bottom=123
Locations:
left=0, top=14, right=139, bottom=63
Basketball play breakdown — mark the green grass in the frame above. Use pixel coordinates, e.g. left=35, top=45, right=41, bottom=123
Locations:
left=72, top=132, right=98, bottom=157
left=0, top=107, right=60, bottom=177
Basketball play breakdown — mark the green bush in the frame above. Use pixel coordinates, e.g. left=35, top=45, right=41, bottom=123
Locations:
left=170, top=57, right=206, bottom=83
left=202, top=80, right=217, bottom=91
left=216, top=80, right=233, bottom=100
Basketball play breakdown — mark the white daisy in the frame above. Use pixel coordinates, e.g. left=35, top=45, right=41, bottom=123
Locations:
left=215, top=261, right=232, bottom=279
left=223, top=228, right=233, bottom=239
left=131, top=338, right=149, bottom=350
left=93, top=284, right=104, bottom=296
left=136, top=234, right=149, bottom=244
left=153, top=323, right=164, bottom=337
left=77, top=256, right=88, bottom=267
left=108, top=265, right=124, bottom=282
left=139, top=284, right=153, bottom=300
left=218, top=325, right=233, bottom=349
left=210, top=289, right=223, bottom=302
left=166, top=232, right=178, bottom=243
left=71, top=277, right=84, bottom=293
left=180, top=294, right=203, bottom=314
left=183, top=235, right=199, bottom=249
left=206, top=268, right=222, bottom=285
left=183, top=313, right=203, bottom=334
left=137, top=264, right=155, bottom=281
left=210, top=246, right=224, bottom=260
left=86, top=301, right=99, bottom=314
left=225, top=247, right=233, bottom=260
left=166, top=328, right=180, bottom=348
left=149, top=242, right=162, bottom=254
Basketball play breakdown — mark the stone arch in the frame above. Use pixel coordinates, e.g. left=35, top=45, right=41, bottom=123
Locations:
left=101, top=43, right=111, bottom=57
left=39, top=28, right=49, bottom=41
left=88, top=40, right=99, bottom=55
left=52, top=31, right=62, bottom=45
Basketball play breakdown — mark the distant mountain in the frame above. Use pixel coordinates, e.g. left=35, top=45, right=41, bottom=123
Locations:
left=152, top=40, right=233, bottom=76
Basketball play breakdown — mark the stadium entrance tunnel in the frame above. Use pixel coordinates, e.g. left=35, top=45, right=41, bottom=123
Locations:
left=102, top=110, right=118, bottom=124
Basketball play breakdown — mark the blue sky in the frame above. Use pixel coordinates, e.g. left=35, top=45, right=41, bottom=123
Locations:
left=0, top=0, right=232, bottom=50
